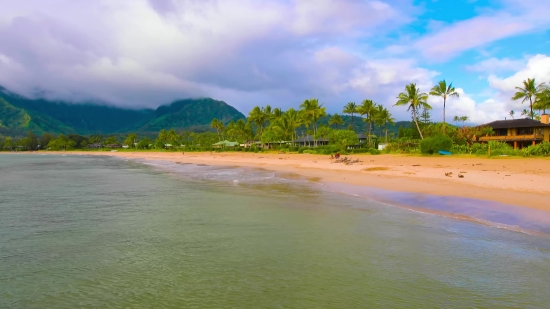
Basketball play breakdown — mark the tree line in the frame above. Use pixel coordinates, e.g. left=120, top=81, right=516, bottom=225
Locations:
left=2, top=77, right=548, bottom=151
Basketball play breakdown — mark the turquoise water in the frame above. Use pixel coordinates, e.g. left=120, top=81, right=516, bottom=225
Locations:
left=1, top=154, right=549, bottom=308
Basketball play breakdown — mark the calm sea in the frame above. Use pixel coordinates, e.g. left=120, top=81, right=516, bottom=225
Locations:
left=1, top=154, right=549, bottom=308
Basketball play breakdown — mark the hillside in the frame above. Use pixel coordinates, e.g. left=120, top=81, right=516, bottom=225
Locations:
left=0, top=86, right=246, bottom=136
left=140, top=98, right=245, bottom=133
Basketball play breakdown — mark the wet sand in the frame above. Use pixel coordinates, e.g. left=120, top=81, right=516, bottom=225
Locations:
left=31, top=151, right=549, bottom=212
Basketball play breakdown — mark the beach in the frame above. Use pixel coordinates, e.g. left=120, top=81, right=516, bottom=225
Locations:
left=38, top=151, right=550, bottom=212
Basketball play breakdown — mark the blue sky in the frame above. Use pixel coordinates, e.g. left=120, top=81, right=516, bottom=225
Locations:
left=0, top=0, right=549, bottom=123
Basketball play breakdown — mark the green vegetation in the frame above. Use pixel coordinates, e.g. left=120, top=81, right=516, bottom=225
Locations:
left=2, top=76, right=550, bottom=157
left=419, top=135, right=453, bottom=154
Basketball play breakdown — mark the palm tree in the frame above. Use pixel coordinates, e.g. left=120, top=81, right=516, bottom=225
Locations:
left=509, top=110, right=515, bottom=119
left=248, top=106, right=267, bottom=138
left=378, top=108, right=395, bottom=143
left=429, top=80, right=459, bottom=134
left=283, top=108, right=301, bottom=142
left=300, top=99, right=327, bottom=146
left=535, top=87, right=550, bottom=114
left=357, top=99, right=377, bottom=145
left=459, top=116, right=469, bottom=126
left=328, top=114, right=345, bottom=129
left=512, top=78, right=545, bottom=119
left=210, top=118, right=223, bottom=141
left=453, top=115, right=460, bottom=126
left=342, top=102, right=357, bottom=132
left=374, top=105, right=385, bottom=137
left=394, top=83, right=431, bottom=139
left=271, top=107, right=283, bottom=121
left=521, top=109, right=530, bottom=118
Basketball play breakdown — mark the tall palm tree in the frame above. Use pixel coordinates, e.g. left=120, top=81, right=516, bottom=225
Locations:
left=282, top=108, right=301, bottom=142
left=342, top=102, right=357, bottom=132
left=429, top=80, right=459, bottom=134
left=300, top=99, right=327, bottom=146
left=521, top=109, right=530, bottom=118
left=328, top=114, right=345, bottom=129
left=459, top=116, right=469, bottom=126
left=357, top=99, right=377, bottom=145
left=210, top=118, right=223, bottom=141
left=248, top=106, right=267, bottom=138
left=509, top=110, right=515, bottom=119
left=374, top=105, right=385, bottom=137
left=378, top=108, right=395, bottom=143
left=395, top=83, right=431, bottom=139
left=512, top=78, right=545, bottom=119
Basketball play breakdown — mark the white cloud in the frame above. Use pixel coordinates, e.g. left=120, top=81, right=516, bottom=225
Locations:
left=465, top=57, right=527, bottom=74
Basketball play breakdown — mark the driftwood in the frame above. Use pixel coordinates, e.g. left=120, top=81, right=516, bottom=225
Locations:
left=333, top=157, right=363, bottom=165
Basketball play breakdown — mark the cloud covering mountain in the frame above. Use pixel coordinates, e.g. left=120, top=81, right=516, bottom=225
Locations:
left=0, top=0, right=549, bottom=123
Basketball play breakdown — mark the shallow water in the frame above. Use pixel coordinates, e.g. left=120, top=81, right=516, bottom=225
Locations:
left=1, top=154, right=549, bottom=308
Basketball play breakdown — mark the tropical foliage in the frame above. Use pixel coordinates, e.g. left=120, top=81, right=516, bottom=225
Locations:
left=429, top=80, right=459, bottom=134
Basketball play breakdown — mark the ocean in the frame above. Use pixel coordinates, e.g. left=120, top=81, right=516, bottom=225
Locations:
left=1, top=154, right=549, bottom=308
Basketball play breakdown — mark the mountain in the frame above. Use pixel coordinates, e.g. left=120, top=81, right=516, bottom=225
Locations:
left=0, top=86, right=246, bottom=136
left=139, top=98, right=245, bottom=133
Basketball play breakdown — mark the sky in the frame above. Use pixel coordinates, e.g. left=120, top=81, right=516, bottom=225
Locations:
left=0, top=0, right=549, bottom=124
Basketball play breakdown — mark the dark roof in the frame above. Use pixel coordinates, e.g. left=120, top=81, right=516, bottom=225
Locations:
left=482, top=118, right=550, bottom=129
left=356, top=133, right=367, bottom=139
left=293, top=135, right=329, bottom=143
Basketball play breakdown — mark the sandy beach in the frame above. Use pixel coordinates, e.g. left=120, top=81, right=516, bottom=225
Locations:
left=34, top=151, right=549, bottom=212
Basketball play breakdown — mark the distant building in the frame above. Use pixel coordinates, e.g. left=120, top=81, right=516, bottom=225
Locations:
left=88, top=143, right=103, bottom=149
left=212, top=140, right=239, bottom=148
left=478, top=116, right=550, bottom=149
left=293, top=135, right=329, bottom=147
left=106, top=144, right=122, bottom=149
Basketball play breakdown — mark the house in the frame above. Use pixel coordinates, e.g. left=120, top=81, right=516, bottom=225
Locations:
left=212, top=140, right=239, bottom=148
left=356, top=133, right=367, bottom=144
left=478, top=115, right=550, bottom=149
left=106, top=144, right=121, bottom=149
left=293, top=135, right=329, bottom=147
left=88, top=143, right=103, bottom=149
left=240, top=140, right=260, bottom=148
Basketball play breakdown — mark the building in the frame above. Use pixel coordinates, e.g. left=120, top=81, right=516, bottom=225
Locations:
left=293, top=135, right=329, bottom=146
left=212, top=140, right=239, bottom=148
left=87, top=143, right=103, bottom=149
left=478, top=115, right=550, bottom=149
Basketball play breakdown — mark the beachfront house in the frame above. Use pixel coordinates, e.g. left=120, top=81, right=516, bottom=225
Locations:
left=293, top=135, right=329, bottom=147
left=478, top=115, right=550, bottom=149
left=87, top=143, right=103, bottom=149
left=240, top=140, right=260, bottom=148
left=212, top=140, right=239, bottom=148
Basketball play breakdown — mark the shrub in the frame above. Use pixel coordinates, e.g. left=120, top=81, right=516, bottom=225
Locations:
left=419, top=135, right=453, bottom=154
left=302, top=149, right=317, bottom=154
left=522, top=141, right=550, bottom=156
left=298, top=147, right=307, bottom=154
left=289, top=146, right=299, bottom=152
left=368, top=148, right=381, bottom=155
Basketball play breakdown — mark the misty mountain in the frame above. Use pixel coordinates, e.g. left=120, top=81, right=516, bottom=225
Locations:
left=0, top=86, right=245, bottom=136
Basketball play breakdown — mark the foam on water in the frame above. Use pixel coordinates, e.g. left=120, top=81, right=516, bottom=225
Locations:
left=128, top=157, right=550, bottom=237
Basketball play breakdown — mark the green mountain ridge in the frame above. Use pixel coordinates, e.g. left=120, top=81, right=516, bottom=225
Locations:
left=0, top=86, right=246, bottom=136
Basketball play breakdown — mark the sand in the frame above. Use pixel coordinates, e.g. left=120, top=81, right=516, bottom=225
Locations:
left=38, top=151, right=549, bottom=212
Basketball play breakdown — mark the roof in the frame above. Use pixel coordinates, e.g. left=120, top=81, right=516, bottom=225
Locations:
left=356, top=133, right=367, bottom=139
left=212, top=140, right=239, bottom=146
left=482, top=118, right=550, bottom=129
left=293, top=135, right=329, bottom=143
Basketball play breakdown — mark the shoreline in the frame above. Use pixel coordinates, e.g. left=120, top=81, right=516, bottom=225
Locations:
left=5, top=151, right=550, bottom=212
